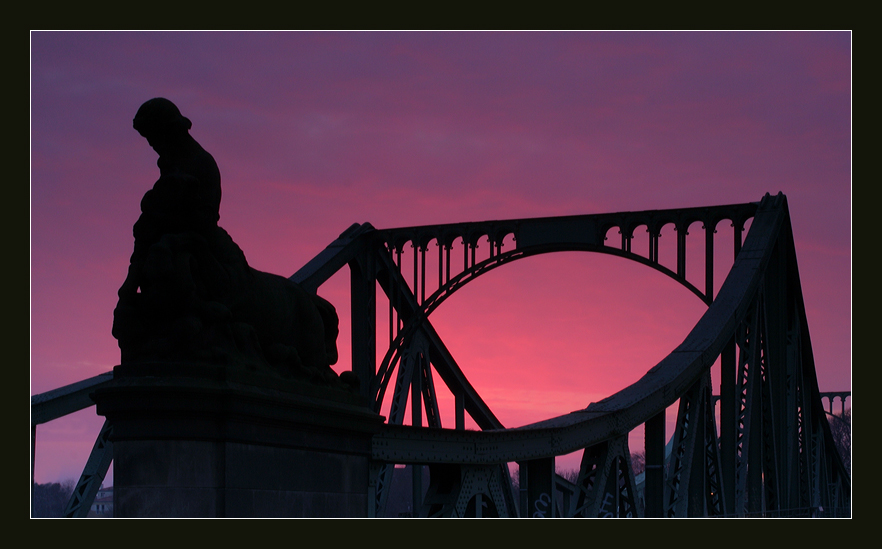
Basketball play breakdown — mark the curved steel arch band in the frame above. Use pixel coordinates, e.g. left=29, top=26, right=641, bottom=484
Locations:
left=372, top=243, right=709, bottom=403
left=373, top=193, right=784, bottom=459
left=372, top=239, right=720, bottom=411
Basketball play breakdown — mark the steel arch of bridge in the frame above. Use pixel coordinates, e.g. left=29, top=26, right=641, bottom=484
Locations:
left=30, top=192, right=851, bottom=518
left=321, top=192, right=849, bottom=517
left=366, top=203, right=756, bottom=421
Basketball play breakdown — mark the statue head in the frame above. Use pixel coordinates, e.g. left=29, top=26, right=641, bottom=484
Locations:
left=133, top=98, right=193, bottom=144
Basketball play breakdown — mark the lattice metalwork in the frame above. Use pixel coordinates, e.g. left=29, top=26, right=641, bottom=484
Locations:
left=571, top=436, right=640, bottom=517
left=419, top=464, right=514, bottom=517
left=63, top=420, right=113, bottom=518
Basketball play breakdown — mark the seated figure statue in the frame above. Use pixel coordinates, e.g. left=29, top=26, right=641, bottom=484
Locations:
left=113, top=98, right=342, bottom=385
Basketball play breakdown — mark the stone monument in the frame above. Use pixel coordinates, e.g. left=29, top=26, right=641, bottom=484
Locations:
left=94, top=98, right=383, bottom=517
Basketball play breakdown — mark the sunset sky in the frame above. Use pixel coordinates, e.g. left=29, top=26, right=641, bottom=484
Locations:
left=30, top=31, right=851, bottom=484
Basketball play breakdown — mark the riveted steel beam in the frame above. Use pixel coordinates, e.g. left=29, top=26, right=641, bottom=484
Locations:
left=31, top=371, right=114, bottom=426
left=63, top=420, right=113, bottom=518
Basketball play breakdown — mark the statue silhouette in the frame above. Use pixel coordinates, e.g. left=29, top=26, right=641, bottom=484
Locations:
left=113, top=98, right=342, bottom=385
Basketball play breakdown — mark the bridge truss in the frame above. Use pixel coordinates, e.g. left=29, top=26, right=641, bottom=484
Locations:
left=31, top=193, right=851, bottom=517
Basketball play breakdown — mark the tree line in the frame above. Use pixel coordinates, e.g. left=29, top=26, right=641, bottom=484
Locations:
left=31, top=480, right=75, bottom=518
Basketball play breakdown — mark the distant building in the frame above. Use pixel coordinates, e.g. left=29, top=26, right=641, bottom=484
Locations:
left=88, top=486, right=113, bottom=518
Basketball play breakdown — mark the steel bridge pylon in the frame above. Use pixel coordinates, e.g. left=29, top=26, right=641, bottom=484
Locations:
left=31, top=193, right=850, bottom=517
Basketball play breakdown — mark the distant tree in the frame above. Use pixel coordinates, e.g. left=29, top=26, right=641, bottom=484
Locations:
left=631, top=452, right=646, bottom=476
left=32, top=479, right=75, bottom=517
left=508, top=465, right=581, bottom=488
left=828, top=409, right=851, bottom=475
left=556, top=467, right=580, bottom=484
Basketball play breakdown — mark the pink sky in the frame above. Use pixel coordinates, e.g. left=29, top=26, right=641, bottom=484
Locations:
left=30, top=31, right=851, bottom=484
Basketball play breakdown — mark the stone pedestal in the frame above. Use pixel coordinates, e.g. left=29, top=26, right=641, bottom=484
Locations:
left=94, top=363, right=385, bottom=517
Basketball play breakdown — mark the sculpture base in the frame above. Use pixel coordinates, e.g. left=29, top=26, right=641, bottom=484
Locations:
left=94, top=362, right=385, bottom=517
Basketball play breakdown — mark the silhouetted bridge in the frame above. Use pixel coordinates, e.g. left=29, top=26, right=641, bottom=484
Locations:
left=32, top=193, right=850, bottom=517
